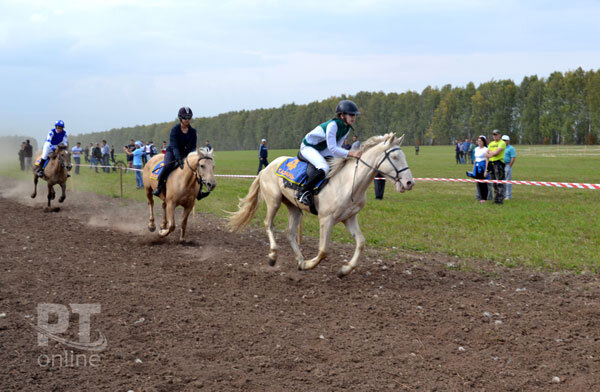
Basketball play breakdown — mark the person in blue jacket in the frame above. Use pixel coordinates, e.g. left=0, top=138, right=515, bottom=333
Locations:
left=257, top=139, right=269, bottom=174
left=123, top=141, right=145, bottom=189
left=153, top=107, right=197, bottom=196
left=295, top=100, right=363, bottom=205
left=37, top=120, right=68, bottom=177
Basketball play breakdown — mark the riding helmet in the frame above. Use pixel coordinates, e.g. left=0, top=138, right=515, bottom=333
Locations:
left=178, top=106, right=193, bottom=120
left=55, top=120, right=65, bottom=128
left=335, top=100, right=360, bottom=115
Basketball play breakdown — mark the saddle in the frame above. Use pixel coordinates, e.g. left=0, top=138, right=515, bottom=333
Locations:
left=275, top=152, right=330, bottom=215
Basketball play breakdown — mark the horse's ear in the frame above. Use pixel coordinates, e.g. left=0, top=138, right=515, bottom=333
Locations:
left=396, top=134, right=405, bottom=146
left=384, top=133, right=396, bottom=146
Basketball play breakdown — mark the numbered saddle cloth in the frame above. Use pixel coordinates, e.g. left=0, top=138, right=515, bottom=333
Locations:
left=149, top=160, right=164, bottom=180
left=275, top=157, right=327, bottom=191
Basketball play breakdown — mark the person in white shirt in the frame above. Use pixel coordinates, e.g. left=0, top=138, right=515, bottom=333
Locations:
left=71, top=142, right=83, bottom=175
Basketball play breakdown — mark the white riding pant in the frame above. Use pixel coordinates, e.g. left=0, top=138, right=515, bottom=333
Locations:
left=41, top=142, right=55, bottom=160
left=299, top=144, right=331, bottom=174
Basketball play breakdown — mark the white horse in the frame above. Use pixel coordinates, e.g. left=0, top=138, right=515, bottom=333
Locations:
left=228, top=133, right=414, bottom=277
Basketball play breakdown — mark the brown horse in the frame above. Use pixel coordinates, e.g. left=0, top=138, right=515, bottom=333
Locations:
left=31, top=146, right=72, bottom=211
left=143, top=147, right=216, bottom=243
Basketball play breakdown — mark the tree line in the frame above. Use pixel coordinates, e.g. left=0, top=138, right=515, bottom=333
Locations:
left=73, top=67, right=600, bottom=149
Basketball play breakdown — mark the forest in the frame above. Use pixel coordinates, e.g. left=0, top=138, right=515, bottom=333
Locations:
left=69, top=67, right=600, bottom=150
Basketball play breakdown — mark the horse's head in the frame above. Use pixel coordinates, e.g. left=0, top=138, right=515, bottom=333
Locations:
left=194, top=147, right=216, bottom=192
left=56, top=145, right=72, bottom=172
left=371, top=133, right=414, bottom=193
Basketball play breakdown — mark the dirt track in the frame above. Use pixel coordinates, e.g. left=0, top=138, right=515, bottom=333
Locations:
left=1, top=178, right=599, bottom=391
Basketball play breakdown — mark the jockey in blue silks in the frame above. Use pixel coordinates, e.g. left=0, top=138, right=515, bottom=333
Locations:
left=296, top=100, right=363, bottom=205
left=37, top=120, right=68, bottom=177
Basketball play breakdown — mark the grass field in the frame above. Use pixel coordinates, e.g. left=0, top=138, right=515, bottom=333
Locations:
left=3, top=145, right=599, bottom=271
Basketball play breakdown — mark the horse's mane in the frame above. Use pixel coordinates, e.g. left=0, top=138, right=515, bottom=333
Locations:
left=191, top=147, right=214, bottom=160
left=326, top=133, right=393, bottom=179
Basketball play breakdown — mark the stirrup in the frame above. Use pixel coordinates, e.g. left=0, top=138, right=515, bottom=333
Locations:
left=152, top=187, right=163, bottom=196
left=297, top=191, right=312, bottom=206
left=37, top=170, right=45, bottom=178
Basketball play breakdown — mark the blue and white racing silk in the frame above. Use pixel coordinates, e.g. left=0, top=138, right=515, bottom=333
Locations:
left=41, top=128, right=68, bottom=159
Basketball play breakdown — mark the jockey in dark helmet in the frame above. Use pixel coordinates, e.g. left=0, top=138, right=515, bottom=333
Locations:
left=295, top=99, right=362, bottom=205
left=37, top=120, right=68, bottom=177
left=153, top=107, right=197, bottom=196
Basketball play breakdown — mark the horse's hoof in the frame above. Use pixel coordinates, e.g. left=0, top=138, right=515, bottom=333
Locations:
left=148, top=225, right=156, bottom=232
left=59, top=198, right=65, bottom=203
left=158, top=229, right=170, bottom=237
left=337, top=266, right=351, bottom=278
left=268, top=257, right=276, bottom=266
left=30, top=194, right=35, bottom=199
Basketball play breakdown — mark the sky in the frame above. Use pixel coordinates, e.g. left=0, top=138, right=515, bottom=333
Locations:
left=2, top=0, right=600, bottom=143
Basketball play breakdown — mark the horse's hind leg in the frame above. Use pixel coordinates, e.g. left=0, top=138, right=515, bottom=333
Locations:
left=47, top=185, right=55, bottom=208
left=337, top=214, right=365, bottom=277
left=159, top=202, right=175, bottom=237
left=299, top=215, right=334, bottom=271
left=31, top=175, right=38, bottom=199
left=146, top=188, right=156, bottom=232
left=160, top=200, right=168, bottom=230
left=58, top=182, right=66, bottom=203
left=285, top=204, right=304, bottom=266
left=264, top=193, right=282, bottom=266
left=179, top=204, right=193, bottom=243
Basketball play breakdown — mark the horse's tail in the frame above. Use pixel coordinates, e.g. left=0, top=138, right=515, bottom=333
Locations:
left=227, top=172, right=262, bottom=232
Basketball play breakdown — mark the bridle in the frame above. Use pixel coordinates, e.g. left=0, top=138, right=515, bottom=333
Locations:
left=185, top=154, right=213, bottom=197
left=351, top=146, right=410, bottom=201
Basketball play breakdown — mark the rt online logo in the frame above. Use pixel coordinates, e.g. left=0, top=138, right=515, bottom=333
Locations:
left=33, top=303, right=107, bottom=352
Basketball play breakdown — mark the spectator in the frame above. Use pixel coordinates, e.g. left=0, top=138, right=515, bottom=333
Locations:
left=101, top=140, right=110, bottom=173
left=126, top=139, right=136, bottom=170
left=88, top=143, right=95, bottom=170
left=502, top=135, right=517, bottom=200
left=257, top=138, right=269, bottom=174
left=350, top=135, right=361, bottom=150
left=92, top=143, right=102, bottom=173
left=123, top=141, right=144, bottom=189
left=485, top=129, right=506, bottom=204
left=86, top=143, right=93, bottom=166
left=72, top=142, right=83, bottom=175
left=468, top=139, right=476, bottom=164
left=205, top=140, right=211, bottom=150
left=149, top=140, right=158, bottom=158
left=24, top=140, right=33, bottom=170
left=415, top=144, right=420, bottom=155
left=18, top=142, right=25, bottom=170
left=454, top=140, right=461, bottom=164
left=110, top=144, right=115, bottom=164
left=161, top=141, right=167, bottom=154
left=463, top=139, right=471, bottom=164
left=342, top=138, right=351, bottom=150
left=466, top=135, right=490, bottom=203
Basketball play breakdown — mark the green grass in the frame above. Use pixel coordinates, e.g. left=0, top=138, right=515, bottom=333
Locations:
left=3, top=147, right=600, bottom=271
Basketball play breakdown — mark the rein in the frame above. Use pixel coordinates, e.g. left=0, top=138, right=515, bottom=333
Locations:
left=351, top=147, right=409, bottom=201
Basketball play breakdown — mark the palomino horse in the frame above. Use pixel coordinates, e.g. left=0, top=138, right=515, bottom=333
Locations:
left=31, top=146, right=72, bottom=211
left=228, top=133, right=414, bottom=277
left=143, top=147, right=216, bottom=243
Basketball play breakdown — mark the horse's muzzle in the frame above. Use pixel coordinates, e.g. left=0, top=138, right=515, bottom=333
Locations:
left=205, top=181, right=216, bottom=192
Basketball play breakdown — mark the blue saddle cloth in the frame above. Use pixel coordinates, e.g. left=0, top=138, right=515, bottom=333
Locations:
left=275, top=158, right=326, bottom=190
left=149, top=160, right=164, bottom=180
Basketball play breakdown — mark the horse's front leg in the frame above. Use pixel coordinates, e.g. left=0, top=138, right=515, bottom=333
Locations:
left=160, top=200, right=167, bottom=230
left=47, top=184, right=55, bottom=207
left=337, top=214, right=365, bottom=277
left=179, top=204, right=193, bottom=243
left=58, top=182, right=66, bottom=203
left=299, top=215, right=334, bottom=271
left=147, top=189, right=156, bottom=232
left=264, top=194, right=282, bottom=266
left=31, top=175, right=38, bottom=199
left=159, top=201, right=175, bottom=237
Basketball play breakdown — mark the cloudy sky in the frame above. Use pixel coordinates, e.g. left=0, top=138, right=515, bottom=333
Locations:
left=2, top=0, right=599, bottom=143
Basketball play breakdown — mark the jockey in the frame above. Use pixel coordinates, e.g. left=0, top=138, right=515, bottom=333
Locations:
left=296, top=100, right=362, bottom=205
left=153, top=107, right=197, bottom=196
left=37, top=120, right=68, bottom=177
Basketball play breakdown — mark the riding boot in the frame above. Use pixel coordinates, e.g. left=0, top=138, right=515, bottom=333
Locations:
left=37, top=158, right=46, bottom=177
left=153, top=170, right=166, bottom=196
left=296, top=169, right=326, bottom=205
